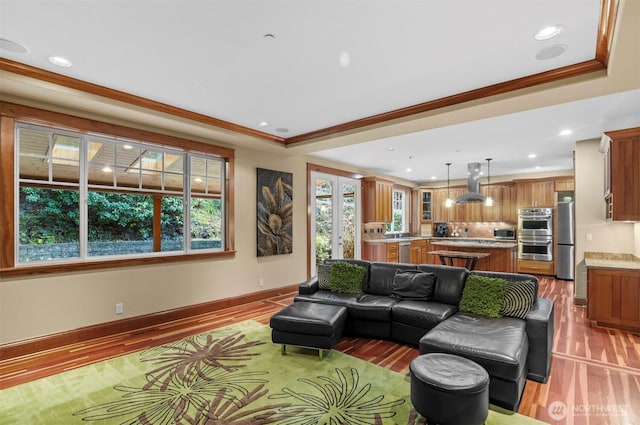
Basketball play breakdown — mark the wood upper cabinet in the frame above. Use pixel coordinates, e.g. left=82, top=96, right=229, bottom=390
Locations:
left=481, top=185, right=503, bottom=222
left=555, top=178, right=575, bottom=192
left=447, top=187, right=465, bottom=222
left=515, top=179, right=555, bottom=208
left=432, top=188, right=449, bottom=223
left=603, top=127, right=640, bottom=221
left=362, top=177, right=393, bottom=223
left=420, top=190, right=433, bottom=222
left=588, top=267, right=640, bottom=331
left=502, top=184, right=517, bottom=223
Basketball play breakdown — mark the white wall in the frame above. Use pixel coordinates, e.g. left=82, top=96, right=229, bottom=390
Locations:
left=0, top=145, right=310, bottom=344
left=573, top=138, right=635, bottom=299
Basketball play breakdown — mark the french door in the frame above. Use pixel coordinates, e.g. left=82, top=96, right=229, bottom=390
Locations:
left=310, top=171, right=361, bottom=274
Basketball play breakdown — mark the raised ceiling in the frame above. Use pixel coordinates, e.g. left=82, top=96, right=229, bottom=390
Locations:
left=1, top=0, right=639, bottom=181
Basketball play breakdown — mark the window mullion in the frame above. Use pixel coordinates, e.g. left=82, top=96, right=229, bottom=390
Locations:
left=184, top=154, right=191, bottom=254
left=79, top=136, right=88, bottom=258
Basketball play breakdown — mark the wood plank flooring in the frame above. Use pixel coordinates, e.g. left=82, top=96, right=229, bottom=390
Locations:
left=1, top=277, right=639, bottom=424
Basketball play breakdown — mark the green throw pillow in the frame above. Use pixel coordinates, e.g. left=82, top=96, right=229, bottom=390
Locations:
left=500, top=280, right=536, bottom=319
left=330, top=261, right=366, bottom=294
left=459, top=275, right=507, bottom=318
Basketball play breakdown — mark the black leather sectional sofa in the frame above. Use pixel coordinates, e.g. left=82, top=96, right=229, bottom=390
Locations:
left=294, top=259, right=554, bottom=411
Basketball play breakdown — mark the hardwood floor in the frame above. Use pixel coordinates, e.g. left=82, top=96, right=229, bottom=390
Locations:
left=1, top=277, right=639, bottom=424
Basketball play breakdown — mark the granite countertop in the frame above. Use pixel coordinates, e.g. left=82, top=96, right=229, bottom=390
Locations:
left=584, top=252, right=640, bottom=270
left=430, top=240, right=517, bottom=249
left=363, top=237, right=517, bottom=248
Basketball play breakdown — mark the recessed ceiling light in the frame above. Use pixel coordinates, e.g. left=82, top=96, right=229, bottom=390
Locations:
left=275, top=128, right=289, bottom=133
left=102, top=166, right=112, bottom=173
left=431, top=176, right=437, bottom=180
left=406, top=168, right=412, bottom=173
left=122, top=144, right=133, bottom=150
left=264, top=33, right=276, bottom=40
left=0, top=38, right=28, bottom=53
left=339, top=51, right=350, bottom=68
left=408, top=155, right=414, bottom=159
left=534, top=25, right=564, bottom=41
left=48, top=56, right=72, bottom=67
left=194, top=177, right=203, bottom=183
left=528, top=154, right=537, bottom=159
left=258, top=121, right=270, bottom=127
left=387, top=147, right=394, bottom=151
left=559, top=129, right=573, bottom=136
left=535, top=166, right=541, bottom=170
left=535, top=44, right=567, bottom=60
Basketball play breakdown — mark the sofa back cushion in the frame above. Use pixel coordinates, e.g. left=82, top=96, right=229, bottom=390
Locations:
left=417, top=264, right=468, bottom=305
left=390, top=270, right=436, bottom=301
left=367, top=262, right=417, bottom=295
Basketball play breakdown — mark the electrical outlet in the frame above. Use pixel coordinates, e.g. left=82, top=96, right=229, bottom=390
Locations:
left=115, top=303, right=124, bottom=314
left=258, top=278, right=264, bottom=287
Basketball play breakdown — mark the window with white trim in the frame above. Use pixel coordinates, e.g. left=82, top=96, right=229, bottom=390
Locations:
left=16, top=122, right=225, bottom=264
left=388, top=189, right=407, bottom=233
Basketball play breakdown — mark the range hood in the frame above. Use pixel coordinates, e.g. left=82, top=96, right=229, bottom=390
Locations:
left=453, top=162, right=486, bottom=204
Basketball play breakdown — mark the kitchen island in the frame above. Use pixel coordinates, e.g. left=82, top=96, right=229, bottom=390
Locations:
left=429, top=239, right=517, bottom=273
left=362, top=237, right=517, bottom=273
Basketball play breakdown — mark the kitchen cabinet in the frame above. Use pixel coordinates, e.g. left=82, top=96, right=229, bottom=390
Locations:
left=410, top=239, right=430, bottom=264
left=587, top=267, right=640, bottom=331
left=502, top=184, right=517, bottom=223
left=362, top=241, right=398, bottom=262
left=481, top=185, right=503, bottom=222
left=362, top=177, right=393, bottom=223
left=463, top=197, right=483, bottom=222
left=432, top=188, right=449, bottom=223
left=517, top=259, right=554, bottom=276
left=515, top=179, right=555, bottom=208
left=603, top=127, right=640, bottom=221
left=420, top=190, right=433, bottom=222
left=447, top=187, right=465, bottom=222
left=555, top=178, right=574, bottom=192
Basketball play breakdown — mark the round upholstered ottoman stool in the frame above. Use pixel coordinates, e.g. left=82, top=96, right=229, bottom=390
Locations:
left=410, top=353, right=489, bottom=425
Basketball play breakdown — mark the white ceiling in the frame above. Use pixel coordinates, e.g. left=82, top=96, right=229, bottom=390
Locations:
left=1, top=0, right=639, bottom=182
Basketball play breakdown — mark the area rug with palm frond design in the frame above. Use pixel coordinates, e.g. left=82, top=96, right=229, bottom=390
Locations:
left=0, top=320, right=547, bottom=424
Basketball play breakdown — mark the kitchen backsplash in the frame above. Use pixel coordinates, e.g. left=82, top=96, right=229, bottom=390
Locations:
left=429, top=222, right=515, bottom=238
left=363, top=222, right=387, bottom=239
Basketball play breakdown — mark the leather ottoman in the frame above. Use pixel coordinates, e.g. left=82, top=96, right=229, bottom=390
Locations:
left=410, top=353, right=489, bottom=425
left=270, top=302, right=347, bottom=360
left=409, top=353, right=489, bottom=425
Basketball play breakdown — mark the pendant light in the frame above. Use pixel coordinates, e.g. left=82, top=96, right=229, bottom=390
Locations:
left=445, top=163, right=453, bottom=208
left=485, top=158, right=494, bottom=207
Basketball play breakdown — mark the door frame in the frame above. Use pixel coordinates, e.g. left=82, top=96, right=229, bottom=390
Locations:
left=307, top=163, right=363, bottom=278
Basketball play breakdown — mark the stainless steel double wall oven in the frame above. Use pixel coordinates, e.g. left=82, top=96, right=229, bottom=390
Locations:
left=517, top=208, right=553, bottom=262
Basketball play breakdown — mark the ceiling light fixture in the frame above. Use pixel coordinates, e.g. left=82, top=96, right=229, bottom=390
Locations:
left=445, top=163, right=453, bottom=208
left=48, top=55, right=72, bottom=67
left=431, top=176, right=436, bottom=180
left=258, top=121, right=270, bottom=127
left=534, top=25, right=564, bottom=41
left=387, top=147, right=394, bottom=151
left=528, top=153, right=537, bottom=159
left=559, top=129, right=573, bottom=136
left=485, top=158, right=494, bottom=207
left=102, top=166, right=112, bottom=173
left=406, top=168, right=412, bottom=173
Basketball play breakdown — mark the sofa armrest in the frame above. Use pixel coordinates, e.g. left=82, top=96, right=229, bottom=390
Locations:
left=299, top=276, right=319, bottom=295
left=525, top=297, right=554, bottom=383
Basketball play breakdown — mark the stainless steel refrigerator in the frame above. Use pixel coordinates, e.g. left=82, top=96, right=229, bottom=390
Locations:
left=556, top=202, right=575, bottom=280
